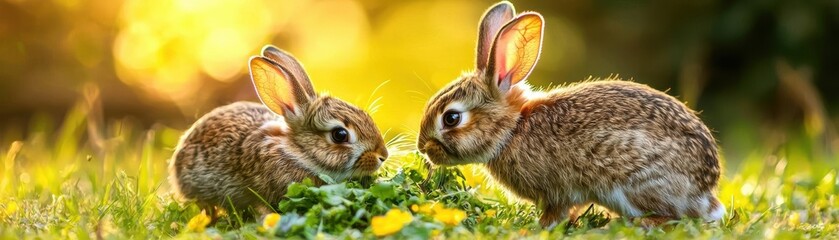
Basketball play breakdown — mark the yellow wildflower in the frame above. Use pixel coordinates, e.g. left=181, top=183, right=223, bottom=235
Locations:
left=461, top=165, right=484, bottom=187
left=411, top=203, right=430, bottom=214
left=484, top=209, right=497, bottom=218
left=371, top=209, right=413, bottom=237
left=186, top=212, right=212, bottom=232
left=412, top=202, right=445, bottom=215
left=788, top=211, right=801, bottom=226
left=433, top=208, right=467, bottom=226
left=262, top=213, right=281, bottom=229
left=431, top=229, right=441, bottom=237
left=3, top=201, right=18, bottom=216
left=539, top=230, right=550, bottom=240
left=431, top=204, right=444, bottom=213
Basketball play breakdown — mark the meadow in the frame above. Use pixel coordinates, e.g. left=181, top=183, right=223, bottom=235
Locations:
left=0, top=100, right=837, bottom=239
left=2, top=0, right=839, bottom=239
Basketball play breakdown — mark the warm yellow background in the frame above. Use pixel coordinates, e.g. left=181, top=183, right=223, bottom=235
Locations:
left=110, top=0, right=536, bottom=138
left=1, top=0, right=836, bottom=163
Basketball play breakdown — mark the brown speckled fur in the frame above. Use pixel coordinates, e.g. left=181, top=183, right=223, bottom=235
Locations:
left=418, top=2, right=724, bottom=229
left=169, top=46, right=387, bottom=220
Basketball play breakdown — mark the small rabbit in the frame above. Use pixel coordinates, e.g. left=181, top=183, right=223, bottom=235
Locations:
left=417, top=2, right=724, bottom=228
left=169, top=45, right=388, bottom=220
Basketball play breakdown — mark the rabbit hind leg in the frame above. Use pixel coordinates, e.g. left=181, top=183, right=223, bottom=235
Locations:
left=539, top=202, right=572, bottom=230
left=622, top=184, right=688, bottom=228
left=633, top=215, right=677, bottom=228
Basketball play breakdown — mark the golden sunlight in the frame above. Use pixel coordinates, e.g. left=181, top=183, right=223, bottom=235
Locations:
left=113, top=0, right=277, bottom=100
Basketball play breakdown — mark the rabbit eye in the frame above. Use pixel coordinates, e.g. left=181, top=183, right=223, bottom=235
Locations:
left=442, top=111, right=462, bottom=128
left=331, top=128, right=349, bottom=143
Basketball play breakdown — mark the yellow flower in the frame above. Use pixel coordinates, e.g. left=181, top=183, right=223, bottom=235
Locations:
left=433, top=208, right=467, bottom=226
left=431, top=229, right=441, bottom=237
left=410, top=203, right=469, bottom=226
left=484, top=209, right=497, bottom=218
left=460, top=166, right=484, bottom=187
left=788, top=211, right=801, bottom=226
left=412, top=203, right=430, bottom=214
left=186, top=212, right=212, bottom=232
left=431, top=204, right=444, bottom=213
left=539, top=230, right=550, bottom=240
left=3, top=201, right=18, bottom=216
left=412, top=202, right=444, bottom=215
left=371, top=209, right=413, bottom=237
left=263, top=213, right=281, bottom=229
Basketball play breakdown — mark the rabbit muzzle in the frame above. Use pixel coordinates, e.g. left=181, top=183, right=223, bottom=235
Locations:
left=351, top=146, right=388, bottom=176
left=419, top=138, right=460, bottom=166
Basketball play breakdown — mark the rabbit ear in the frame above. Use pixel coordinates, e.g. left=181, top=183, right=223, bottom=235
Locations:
left=249, top=56, right=312, bottom=116
left=261, top=45, right=317, bottom=99
left=476, top=1, right=515, bottom=70
left=485, top=13, right=544, bottom=94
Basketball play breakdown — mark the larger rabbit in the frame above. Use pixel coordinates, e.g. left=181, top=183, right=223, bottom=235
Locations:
left=417, top=2, right=724, bottom=228
left=169, top=46, right=388, bottom=220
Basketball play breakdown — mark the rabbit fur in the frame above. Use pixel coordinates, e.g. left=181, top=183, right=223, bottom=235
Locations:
left=169, top=46, right=388, bottom=219
left=417, top=1, right=725, bottom=228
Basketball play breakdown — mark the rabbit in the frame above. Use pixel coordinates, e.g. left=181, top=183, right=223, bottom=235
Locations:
left=168, top=45, right=389, bottom=220
left=416, top=1, right=725, bottom=229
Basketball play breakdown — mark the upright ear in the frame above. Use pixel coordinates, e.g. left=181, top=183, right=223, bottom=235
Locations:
left=261, top=45, right=317, bottom=99
left=476, top=1, right=515, bottom=70
left=249, top=56, right=313, bottom=117
left=485, top=13, right=544, bottom=93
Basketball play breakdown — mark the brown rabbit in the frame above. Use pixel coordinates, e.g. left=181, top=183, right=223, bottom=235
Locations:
left=417, top=2, right=724, bottom=228
left=169, top=45, right=388, bottom=220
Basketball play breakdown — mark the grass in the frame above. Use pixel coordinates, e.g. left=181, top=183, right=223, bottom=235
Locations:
left=1, top=103, right=838, bottom=239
